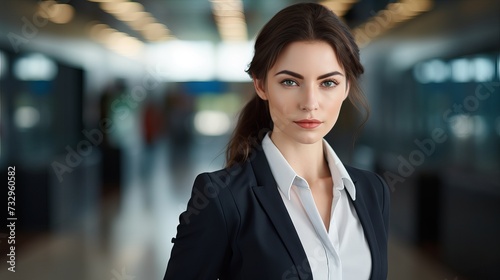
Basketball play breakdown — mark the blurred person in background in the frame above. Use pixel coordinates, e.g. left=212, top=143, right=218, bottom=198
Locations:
left=164, top=3, right=389, bottom=279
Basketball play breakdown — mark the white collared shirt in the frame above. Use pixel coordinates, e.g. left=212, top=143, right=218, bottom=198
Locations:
left=262, top=133, right=371, bottom=280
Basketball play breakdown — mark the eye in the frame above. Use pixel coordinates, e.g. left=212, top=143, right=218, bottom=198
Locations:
left=321, top=80, right=338, bottom=88
left=280, top=79, right=298, bottom=87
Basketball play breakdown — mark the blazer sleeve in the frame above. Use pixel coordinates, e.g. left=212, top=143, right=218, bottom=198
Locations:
left=164, top=173, right=230, bottom=280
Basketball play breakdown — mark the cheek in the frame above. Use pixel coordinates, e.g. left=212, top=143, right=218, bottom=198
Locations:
left=323, top=96, right=345, bottom=117
left=268, top=101, right=290, bottom=122
left=267, top=97, right=295, bottom=128
left=324, top=89, right=342, bottom=99
left=267, top=91, right=293, bottom=115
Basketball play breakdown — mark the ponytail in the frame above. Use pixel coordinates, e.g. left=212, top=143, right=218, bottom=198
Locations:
left=225, top=95, right=272, bottom=167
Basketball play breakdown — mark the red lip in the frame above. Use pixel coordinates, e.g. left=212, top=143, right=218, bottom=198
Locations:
left=294, top=119, right=322, bottom=129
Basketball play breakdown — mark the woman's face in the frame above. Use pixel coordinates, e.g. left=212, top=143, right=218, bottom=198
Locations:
left=254, top=40, right=349, bottom=146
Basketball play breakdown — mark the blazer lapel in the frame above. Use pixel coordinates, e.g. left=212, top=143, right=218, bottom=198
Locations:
left=249, top=149, right=312, bottom=280
left=348, top=174, right=381, bottom=280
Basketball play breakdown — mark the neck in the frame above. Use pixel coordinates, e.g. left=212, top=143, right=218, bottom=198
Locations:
left=270, top=133, right=331, bottom=183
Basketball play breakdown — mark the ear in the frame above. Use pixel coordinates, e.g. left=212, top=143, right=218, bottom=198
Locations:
left=253, top=78, right=268, bottom=101
left=343, top=80, right=350, bottom=101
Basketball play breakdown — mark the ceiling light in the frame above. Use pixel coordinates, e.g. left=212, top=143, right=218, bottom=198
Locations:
left=210, top=0, right=248, bottom=41
left=116, top=11, right=147, bottom=22
left=128, top=15, right=156, bottom=31
left=99, top=2, right=122, bottom=13
left=110, top=37, right=144, bottom=57
left=89, top=23, right=115, bottom=41
left=38, top=2, right=75, bottom=24
left=142, top=23, right=170, bottom=41
left=94, top=0, right=174, bottom=43
left=114, top=1, right=144, bottom=14
left=402, top=0, right=433, bottom=12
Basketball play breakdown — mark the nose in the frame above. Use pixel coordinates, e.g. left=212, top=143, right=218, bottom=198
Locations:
left=300, top=85, right=319, bottom=111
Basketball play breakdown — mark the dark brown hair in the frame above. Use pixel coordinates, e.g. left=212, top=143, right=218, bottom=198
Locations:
left=226, top=2, right=368, bottom=167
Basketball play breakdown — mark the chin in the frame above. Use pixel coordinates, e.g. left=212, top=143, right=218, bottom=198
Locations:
left=294, top=131, right=325, bottom=145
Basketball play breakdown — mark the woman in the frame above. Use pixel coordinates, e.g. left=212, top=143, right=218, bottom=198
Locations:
left=164, top=3, right=389, bottom=280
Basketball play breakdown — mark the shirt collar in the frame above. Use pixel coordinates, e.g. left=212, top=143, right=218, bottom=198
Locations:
left=261, top=134, right=297, bottom=200
left=261, top=133, right=356, bottom=201
left=322, top=138, right=356, bottom=200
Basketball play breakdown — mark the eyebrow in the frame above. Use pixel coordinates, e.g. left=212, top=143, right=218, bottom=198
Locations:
left=274, top=70, right=344, bottom=79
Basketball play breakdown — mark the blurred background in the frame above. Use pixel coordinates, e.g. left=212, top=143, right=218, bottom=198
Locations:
left=0, top=0, right=499, bottom=279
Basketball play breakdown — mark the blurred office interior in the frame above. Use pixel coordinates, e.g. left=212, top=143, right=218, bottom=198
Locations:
left=0, top=0, right=499, bottom=279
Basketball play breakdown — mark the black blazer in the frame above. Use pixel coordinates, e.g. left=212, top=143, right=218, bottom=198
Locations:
left=164, top=148, right=390, bottom=280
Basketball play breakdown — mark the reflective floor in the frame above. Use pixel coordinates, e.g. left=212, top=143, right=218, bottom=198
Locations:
left=0, top=134, right=461, bottom=280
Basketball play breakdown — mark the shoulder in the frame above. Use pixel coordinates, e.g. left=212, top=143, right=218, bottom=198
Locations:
left=192, top=159, right=257, bottom=196
left=345, top=165, right=390, bottom=203
left=345, top=165, right=386, bottom=186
